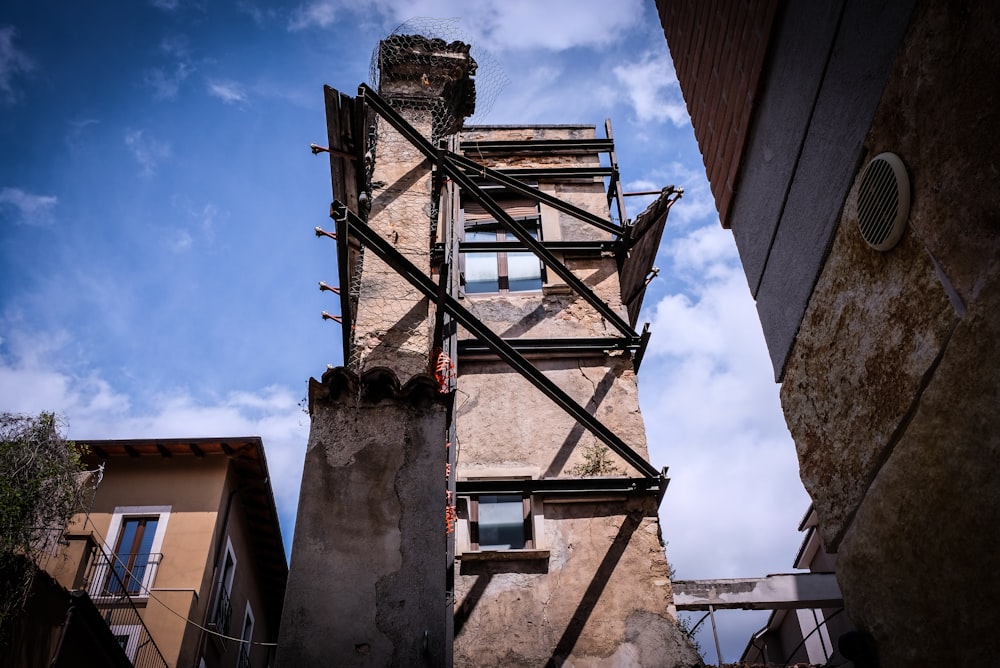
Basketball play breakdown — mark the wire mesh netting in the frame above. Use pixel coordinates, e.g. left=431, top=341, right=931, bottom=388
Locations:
left=346, top=22, right=508, bottom=375
left=369, top=18, right=509, bottom=141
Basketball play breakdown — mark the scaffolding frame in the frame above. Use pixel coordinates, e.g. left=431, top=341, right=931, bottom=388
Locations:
left=320, top=83, right=675, bottom=481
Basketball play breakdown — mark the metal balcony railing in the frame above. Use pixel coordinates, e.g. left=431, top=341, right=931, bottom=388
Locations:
left=213, top=585, right=233, bottom=636
left=85, top=548, right=162, bottom=597
left=80, top=545, right=168, bottom=668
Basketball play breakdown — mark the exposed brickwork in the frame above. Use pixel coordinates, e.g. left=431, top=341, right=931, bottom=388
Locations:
left=657, top=0, right=779, bottom=227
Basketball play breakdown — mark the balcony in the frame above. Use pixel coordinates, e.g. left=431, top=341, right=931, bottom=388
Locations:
left=80, top=546, right=168, bottom=668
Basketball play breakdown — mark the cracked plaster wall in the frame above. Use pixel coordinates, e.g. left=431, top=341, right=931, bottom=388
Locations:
left=777, top=2, right=1000, bottom=663
left=277, top=372, right=450, bottom=666
left=451, top=125, right=698, bottom=665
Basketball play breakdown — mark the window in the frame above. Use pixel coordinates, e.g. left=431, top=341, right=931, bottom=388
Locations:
left=107, top=517, right=157, bottom=594
left=212, top=537, right=237, bottom=634
left=93, top=506, right=170, bottom=598
left=469, top=494, right=533, bottom=550
left=110, top=625, right=141, bottom=662
left=462, top=196, right=543, bottom=294
left=238, top=603, right=254, bottom=668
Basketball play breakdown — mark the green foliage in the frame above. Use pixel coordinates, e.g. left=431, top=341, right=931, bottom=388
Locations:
left=676, top=613, right=704, bottom=657
left=569, top=443, right=624, bottom=477
left=0, top=412, right=84, bottom=631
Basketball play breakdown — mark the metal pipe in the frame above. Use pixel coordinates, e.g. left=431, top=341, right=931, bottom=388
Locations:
left=709, top=605, right=724, bottom=666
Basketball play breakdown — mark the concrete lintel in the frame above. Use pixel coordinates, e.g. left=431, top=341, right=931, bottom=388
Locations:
left=672, top=573, right=842, bottom=611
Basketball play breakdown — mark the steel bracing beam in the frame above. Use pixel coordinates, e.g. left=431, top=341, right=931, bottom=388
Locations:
left=445, top=166, right=637, bottom=337
left=360, top=84, right=634, bottom=337
left=471, top=166, right=615, bottom=180
left=458, top=337, right=642, bottom=356
left=457, top=476, right=667, bottom=497
left=447, top=151, right=621, bottom=235
left=359, top=84, right=623, bottom=232
left=457, top=240, right=619, bottom=253
left=331, top=200, right=660, bottom=480
left=459, top=138, right=616, bottom=154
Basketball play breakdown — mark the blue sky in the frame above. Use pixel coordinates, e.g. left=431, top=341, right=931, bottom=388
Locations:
left=1, top=0, right=809, bottom=660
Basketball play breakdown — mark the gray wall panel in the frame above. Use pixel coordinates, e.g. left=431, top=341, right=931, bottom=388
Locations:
left=753, top=0, right=917, bottom=380
left=730, top=0, right=844, bottom=297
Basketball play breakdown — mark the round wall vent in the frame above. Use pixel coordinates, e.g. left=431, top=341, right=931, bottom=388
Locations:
left=856, top=152, right=910, bottom=251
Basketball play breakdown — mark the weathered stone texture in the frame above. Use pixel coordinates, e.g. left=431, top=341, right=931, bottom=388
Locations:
left=456, top=358, right=648, bottom=477
left=453, top=498, right=700, bottom=667
left=351, top=120, right=435, bottom=380
left=780, top=191, right=957, bottom=547
left=778, top=2, right=1000, bottom=663
left=869, top=1, right=1000, bottom=308
left=836, top=262, right=1000, bottom=665
left=277, top=369, right=450, bottom=667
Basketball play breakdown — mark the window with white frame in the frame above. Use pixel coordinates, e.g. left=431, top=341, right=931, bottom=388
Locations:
left=461, top=195, right=544, bottom=294
left=93, top=505, right=170, bottom=598
left=110, top=624, right=141, bottom=662
left=238, top=602, right=254, bottom=668
left=212, top=537, right=237, bottom=634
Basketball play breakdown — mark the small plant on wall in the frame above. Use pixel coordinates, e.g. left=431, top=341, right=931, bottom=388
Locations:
left=569, top=443, right=624, bottom=477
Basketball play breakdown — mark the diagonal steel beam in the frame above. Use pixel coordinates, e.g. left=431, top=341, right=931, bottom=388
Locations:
left=332, top=200, right=660, bottom=479
left=443, top=157, right=637, bottom=338
left=358, top=84, right=639, bottom=339
left=449, top=151, right=621, bottom=234
left=361, top=84, right=621, bottom=236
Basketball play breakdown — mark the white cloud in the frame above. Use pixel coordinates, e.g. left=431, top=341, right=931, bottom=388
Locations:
left=159, top=35, right=191, bottom=59
left=613, top=50, right=687, bottom=126
left=629, top=161, right=717, bottom=229
left=0, top=186, right=57, bottom=226
left=124, top=129, right=172, bottom=177
left=472, top=0, right=645, bottom=52
left=638, top=223, right=809, bottom=585
left=239, top=3, right=281, bottom=27
left=169, top=229, right=194, bottom=252
left=286, top=0, right=643, bottom=52
left=0, top=25, right=34, bottom=104
left=0, top=326, right=309, bottom=546
left=207, top=80, right=248, bottom=105
left=145, top=62, right=193, bottom=100
left=150, top=0, right=181, bottom=11
left=167, top=197, right=223, bottom=251
left=288, top=1, right=338, bottom=31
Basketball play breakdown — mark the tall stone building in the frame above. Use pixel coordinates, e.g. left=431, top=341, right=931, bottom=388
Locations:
left=657, top=1, right=1000, bottom=664
left=278, top=34, right=700, bottom=666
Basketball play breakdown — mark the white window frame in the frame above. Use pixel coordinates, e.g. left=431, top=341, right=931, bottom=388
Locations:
left=212, top=536, right=238, bottom=633
left=92, top=505, right=171, bottom=599
left=110, top=624, right=142, bottom=662
left=239, top=601, right=255, bottom=665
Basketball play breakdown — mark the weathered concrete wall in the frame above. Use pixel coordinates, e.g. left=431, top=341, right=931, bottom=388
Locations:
left=451, top=124, right=698, bottom=665
left=456, top=358, right=647, bottom=477
left=453, top=497, right=700, bottom=667
left=351, top=37, right=477, bottom=380
left=350, top=115, right=436, bottom=379
left=277, top=368, right=451, bottom=667
left=778, top=2, right=1000, bottom=663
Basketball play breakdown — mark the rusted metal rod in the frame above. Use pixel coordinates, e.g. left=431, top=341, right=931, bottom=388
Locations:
left=318, top=281, right=340, bottom=294
left=310, top=143, right=357, bottom=160
left=321, top=311, right=342, bottom=323
left=314, top=226, right=337, bottom=240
